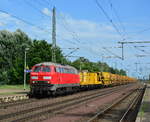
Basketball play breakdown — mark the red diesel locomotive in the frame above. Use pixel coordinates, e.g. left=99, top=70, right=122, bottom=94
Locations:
left=30, top=62, right=80, bottom=96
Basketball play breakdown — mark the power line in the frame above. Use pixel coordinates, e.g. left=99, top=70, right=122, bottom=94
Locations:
left=24, top=0, right=50, bottom=18
left=0, top=8, right=76, bottom=47
left=19, top=2, right=76, bottom=46
left=56, top=10, right=81, bottom=43
left=64, top=48, right=79, bottom=57
left=102, top=47, right=122, bottom=59
left=0, top=5, right=103, bottom=60
left=36, top=0, right=53, bottom=9
left=0, top=10, right=50, bottom=34
left=94, top=0, right=123, bottom=39
left=57, top=35, right=77, bottom=45
left=56, top=7, right=109, bottom=58
left=7, top=0, right=53, bottom=35
left=136, top=27, right=150, bottom=33
left=118, top=41, right=150, bottom=60
left=108, top=0, right=127, bottom=37
left=0, top=8, right=90, bottom=56
left=36, top=0, right=49, bottom=7
left=118, top=41, right=150, bottom=44
left=134, top=45, right=150, bottom=48
left=134, top=46, right=150, bottom=55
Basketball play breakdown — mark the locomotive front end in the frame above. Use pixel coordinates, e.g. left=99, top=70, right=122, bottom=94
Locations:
left=30, top=65, right=53, bottom=96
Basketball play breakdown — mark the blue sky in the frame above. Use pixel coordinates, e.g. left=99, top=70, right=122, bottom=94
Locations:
left=0, top=0, right=150, bottom=79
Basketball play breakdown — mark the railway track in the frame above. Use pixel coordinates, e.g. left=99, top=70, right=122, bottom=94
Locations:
left=0, top=84, right=136, bottom=122
left=0, top=98, right=37, bottom=109
left=0, top=87, right=106, bottom=109
left=0, top=84, right=131, bottom=109
left=87, top=85, right=145, bottom=122
left=119, top=85, right=146, bottom=122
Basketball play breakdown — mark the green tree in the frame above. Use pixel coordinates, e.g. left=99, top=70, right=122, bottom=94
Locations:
left=0, top=29, right=127, bottom=85
left=0, top=29, right=31, bottom=84
left=27, top=40, right=68, bottom=68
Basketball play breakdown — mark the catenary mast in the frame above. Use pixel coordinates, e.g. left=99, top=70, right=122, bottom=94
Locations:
left=52, top=7, right=56, bottom=62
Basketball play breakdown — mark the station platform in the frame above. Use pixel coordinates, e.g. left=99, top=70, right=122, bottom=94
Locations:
left=136, top=83, right=150, bottom=122
left=0, top=89, right=29, bottom=103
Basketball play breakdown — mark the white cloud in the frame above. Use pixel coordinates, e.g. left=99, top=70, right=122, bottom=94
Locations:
left=0, top=12, right=23, bottom=27
left=0, top=11, right=147, bottom=69
left=0, top=22, right=5, bottom=26
left=42, top=8, right=51, bottom=16
left=0, top=10, right=149, bottom=77
left=0, top=13, right=11, bottom=18
left=56, top=13, right=120, bottom=48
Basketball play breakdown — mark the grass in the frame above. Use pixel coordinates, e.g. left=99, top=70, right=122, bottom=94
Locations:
left=0, top=85, right=30, bottom=95
left=0, top=92, right=28, bottom=95
left=0, top=85, right=30, bottom=90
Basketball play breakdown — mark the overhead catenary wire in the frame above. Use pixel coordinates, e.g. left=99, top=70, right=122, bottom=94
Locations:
left=134, top=45, right=150, bottom=48
left=36, top=0, right=50, bottom=7
left=102, top=47, right=122, bottom=59
left=134, top=46, right=150, bottom=55
left=36, top=0, right=53, bottom=9
left=0, top=9, right=76, bottom=47
left=23, top=1, right=107, bottom=58
left=135, top=27, right=150, bottom=34
left=108, top=0, right=127, bottom=37
left=94, top=0, right=124, bottom=39
left=0, top=10, right=50, bottom=34
left=23, top=0, right=50, bottom=18
left=2, top=9, right=81, bottom=48
left=44, top=0, right=53, bottom=9
left=0, top=2, right=113, bottom=61
left=56, top=10, right=81, bottom=43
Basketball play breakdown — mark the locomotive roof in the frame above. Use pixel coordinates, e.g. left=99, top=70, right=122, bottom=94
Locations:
left=35, top=62, right=77, bottom=70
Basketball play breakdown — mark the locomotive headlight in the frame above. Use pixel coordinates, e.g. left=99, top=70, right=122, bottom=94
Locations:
left=43, top=76, right=51, bottom=80
left=32, top=81, right=35, bottom=83
left=31, top=76, right=38, bottom=79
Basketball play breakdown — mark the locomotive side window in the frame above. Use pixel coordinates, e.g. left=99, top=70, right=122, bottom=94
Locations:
left=55, top=67, right=77, bottom=74
left=56, top=67, right=61, bottom=73
left=70, top=69, right=73, bottom=74
left=71, top=69, right=75, bottom=74
left=34, top=67, right=41, bottom=72
left=59, top=67, right=63, bottom=73
left=65, top=68, right=68, bottom=73
left=42, top=66, right=51, bottom=72
left=56, top=67, right=59, bottom=72
left=61, top=68, right=65, bottom=73
left=63, top=68, right=66, bottom=73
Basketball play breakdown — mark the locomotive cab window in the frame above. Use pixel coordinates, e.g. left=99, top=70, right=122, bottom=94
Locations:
left=42, top=66, right=51, bottom=72
left=33, top=67, right=41, bottom=72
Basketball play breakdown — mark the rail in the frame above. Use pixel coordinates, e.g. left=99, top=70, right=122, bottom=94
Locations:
left=87, top=86, right=141, bottom=122
left=119, top=85, right=146, bottom=122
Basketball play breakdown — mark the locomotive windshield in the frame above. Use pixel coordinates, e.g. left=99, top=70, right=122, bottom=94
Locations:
left=42, top=66, right=51, bottom=72
left=34, top=67, right=41, bottom=72
left=33, top=66, right=51, bottom=72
